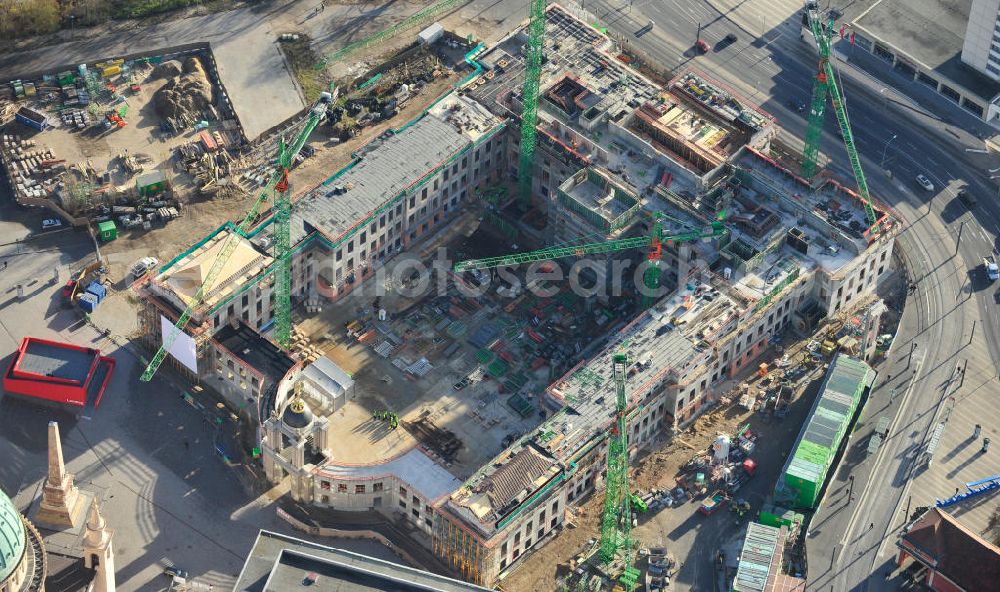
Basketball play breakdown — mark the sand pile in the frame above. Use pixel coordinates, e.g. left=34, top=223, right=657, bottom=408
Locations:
left=154, top=57, right=213, bottom=125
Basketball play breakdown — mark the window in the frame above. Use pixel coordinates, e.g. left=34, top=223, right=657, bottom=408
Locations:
left=412, top=508, right=420, bottom=518
left=500, top=559, right=507, bottom=570
left=525, top=538, right=532, bottom=548
left=425, top=518, right=432, bottom=528
left=321, top=480, right=331, bottom=490
left=502, top=542, right=508, bottom=555
left=399, top=500, right=407, bottom=508
left=552, top=500, right=559, bottom=513
left=514, top=533, right=521, bottom=544
left=400, top=486, right=407, bottom=497
left=412, top=495, right=420, bottom=505
left=550, top=517, right=558, bottom=527
left=337, top=483, right=347, bottom=493
left=355, top=484, right=365, bottom=493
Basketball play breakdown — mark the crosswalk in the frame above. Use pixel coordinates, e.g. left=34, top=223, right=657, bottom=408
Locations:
left=705, top=0, right=805, bottom=37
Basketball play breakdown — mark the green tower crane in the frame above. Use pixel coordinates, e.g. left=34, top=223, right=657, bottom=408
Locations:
left=800, top=2, right=881, bottom=236
left=517, top=0, right=547, bottom=208
left=140, top=94, right=332, bottom=382
left=453, top=217, right=727, bottom=305
left=599, top=353, right=641, bottom=590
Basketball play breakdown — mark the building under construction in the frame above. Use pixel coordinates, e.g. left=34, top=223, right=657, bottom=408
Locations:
left=136, top=4, right=898, bottom=588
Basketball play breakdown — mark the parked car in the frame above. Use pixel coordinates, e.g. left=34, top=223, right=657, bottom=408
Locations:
left=957, top=185, right=976, bottom=208
left=916, top=174, right=934, bottom=192
left=41, top=218, right=62, bottom=230
left=786, top=99, right=807, bottom=113
left=163, top=566, right=189, bottom=580
left=131, top=256, right=158, bottom=279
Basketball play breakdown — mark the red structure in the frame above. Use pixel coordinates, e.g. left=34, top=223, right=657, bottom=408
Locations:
left=896, top=507, right=1000, bottom=591
left=3, top=337, right=115, bottom=411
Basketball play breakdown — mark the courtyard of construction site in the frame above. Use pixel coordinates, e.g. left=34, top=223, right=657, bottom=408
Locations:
left=0, top=2, right=917, bottom=592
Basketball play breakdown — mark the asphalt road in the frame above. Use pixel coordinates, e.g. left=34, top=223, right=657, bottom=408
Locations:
left=560, top=1, right=1000, bottom=591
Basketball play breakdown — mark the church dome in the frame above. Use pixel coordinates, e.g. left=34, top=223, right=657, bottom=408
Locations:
left=281, top=395, right=314, bottom=430
left=0, top=487, right=26, bottom=585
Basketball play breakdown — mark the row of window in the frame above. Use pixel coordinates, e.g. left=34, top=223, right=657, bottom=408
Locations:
left=498, top=499, right=560, bottom=569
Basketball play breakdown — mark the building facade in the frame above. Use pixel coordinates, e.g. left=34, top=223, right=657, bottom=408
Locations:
left=962, top=0, right=1000, bottom=80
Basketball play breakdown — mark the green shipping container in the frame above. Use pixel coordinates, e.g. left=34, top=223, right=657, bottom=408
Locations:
left=97, top=220, right=117, bottom=242
left=775, top=354, right=873, bottom=509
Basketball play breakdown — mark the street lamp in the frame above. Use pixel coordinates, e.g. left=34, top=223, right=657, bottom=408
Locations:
left=880, top=134, right=897, bottom=168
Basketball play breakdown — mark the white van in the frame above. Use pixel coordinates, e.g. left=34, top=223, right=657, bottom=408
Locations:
left=131, top=257, right=158, bottom=279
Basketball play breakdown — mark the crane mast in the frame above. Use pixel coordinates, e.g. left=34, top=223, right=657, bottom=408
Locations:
left=517, top=0, right=546, bottom=208
left=599, top=353, right=640, bottom=591
left=800, top=1, right=881, bottom=236
left=140, top=94, right=331, bottom=382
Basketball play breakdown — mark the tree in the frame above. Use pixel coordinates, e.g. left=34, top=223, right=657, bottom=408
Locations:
left=15, top=0, right=61, bottom=35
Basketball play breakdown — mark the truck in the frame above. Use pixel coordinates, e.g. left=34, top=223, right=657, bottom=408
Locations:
left=985, top=255, right=999, bottom=281
left=698, top=490, right=729, bottom=515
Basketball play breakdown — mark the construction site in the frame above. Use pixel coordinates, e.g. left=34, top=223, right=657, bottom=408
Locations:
left=0, top=2, right=908, bottom=591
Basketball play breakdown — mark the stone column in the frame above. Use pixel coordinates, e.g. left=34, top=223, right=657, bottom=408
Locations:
left=37, top=421, right=84, bottom=528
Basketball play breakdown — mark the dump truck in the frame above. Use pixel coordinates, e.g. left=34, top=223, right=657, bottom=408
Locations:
left=698, top=490, right=729, bottom=515
left=985, top=255, right=999, bottom=281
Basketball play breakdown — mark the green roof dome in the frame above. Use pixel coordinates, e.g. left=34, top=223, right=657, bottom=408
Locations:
left=0, top=487, right=26, bottom=584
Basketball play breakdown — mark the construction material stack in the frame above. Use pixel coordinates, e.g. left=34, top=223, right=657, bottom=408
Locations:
left=139, top=93, right=331, bottom=382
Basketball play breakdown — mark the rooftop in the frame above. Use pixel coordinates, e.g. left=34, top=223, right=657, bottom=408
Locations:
left=154, top=226, right=272, bottom=315
left=853, top=0, right=1000, bottom=100
left=898, top=507, right=1000, bottom=592
left=317, top=447, right=462, bottom=505
left=291, top=94, right=503, bottom=246
left=234, top=530, right=491, bottom=592
left=214, top=322, right=295, bottom=395
left=732, top=523, right=789, bottom=592
left=15, top=339, right=95, bottom=383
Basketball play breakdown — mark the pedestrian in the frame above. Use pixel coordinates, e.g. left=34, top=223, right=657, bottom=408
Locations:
left=955, top=487, right=960, bottom=495
left=982, top=437, right=991, bottom=454
left=183, top=439, right=189, bottom=450
left=869, top=522, right=874, bottom=530
left=974, top=424, right=982, bottom=439
left=1, top=261, right=6, bottom=270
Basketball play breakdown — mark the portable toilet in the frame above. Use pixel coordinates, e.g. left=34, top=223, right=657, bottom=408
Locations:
left=97, top=220, right=117, bottom=242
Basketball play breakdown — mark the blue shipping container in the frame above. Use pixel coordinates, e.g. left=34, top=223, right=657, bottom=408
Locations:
left=78, top=293, right=98, bottom=313
left=86, top=282, right=107, bottom=302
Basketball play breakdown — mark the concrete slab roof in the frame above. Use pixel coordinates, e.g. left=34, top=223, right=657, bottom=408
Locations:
left=291, top=94, right=503, bottom=247
left=234, top=530, right=490, bottom=592
left=854, top=0, right=1000, bottom=100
